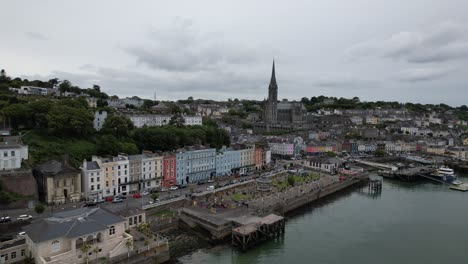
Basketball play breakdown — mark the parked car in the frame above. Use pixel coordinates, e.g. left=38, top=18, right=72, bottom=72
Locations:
left=84, top=201, right=97, bottom=207
left=17, top=232, right=26, bottom=238
left=17, top=215, right=32, bottom=221
left=94, top=198, right=105, bottom=203
left=112, top=198, right=124, bottom=203
left=148, top=200, right=154, bottom=204
left=207, top=185, right=215, bottom=191
left=141, top=190, right=149, bottom=196
left=105, top=196, right=114, bottom=202
left=115, top=195, right=127, bottom=200
left=0, top=216, right=11, bottom=223
left=132, top=193, right=142, bottom=199
left=207, top=179, right=215, bottom=183
left=169, top=186, right=178, bottom=191
left=160, top=187, right=168, bottom=192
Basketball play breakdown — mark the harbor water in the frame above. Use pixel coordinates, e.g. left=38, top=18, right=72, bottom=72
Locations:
left=179, top=172, right=468, bottom=264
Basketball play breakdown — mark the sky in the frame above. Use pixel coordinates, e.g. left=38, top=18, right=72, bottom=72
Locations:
left=1, top=0, right=468, bottom=106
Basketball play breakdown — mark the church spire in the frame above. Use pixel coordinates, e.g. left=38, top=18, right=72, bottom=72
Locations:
left=270, top=59, right=277, bottom=86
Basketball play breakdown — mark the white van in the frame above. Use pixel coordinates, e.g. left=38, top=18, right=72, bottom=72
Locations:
left=207, top=186, right=215, bottom=191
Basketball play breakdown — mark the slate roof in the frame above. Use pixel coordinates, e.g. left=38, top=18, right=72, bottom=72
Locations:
left=86, top=161, right=100, bottom=170
left=22, top=208, right=125, bottom=243
left=35, top=160, right=78, bottom=175
left=0, top=136, right=24, bottom=149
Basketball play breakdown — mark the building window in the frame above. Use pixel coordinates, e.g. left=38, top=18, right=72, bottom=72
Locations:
left=97, top=177, right=100, bottom=182
left=21, top=249, right=25, bottom=257
left=109, top=226, right=115, bottom=235
left=129, top=218, right=133, bottom=225
left=11, top=251, right=16, bottom=259
left=91, top=178, right=94, bottom=183
left=11, top=151, right=15, bottom=157
left=3, top=151, right=7, bottom=157
left=91, top=185, right=94, bottom=191
left=51, top=240, right=60, bottom=252
left=97, top=184, right=100, bottom=190
left=1, top=254, right=8, bottom=261
left=139, top=215, right=142, bottom=223
left=106, top=181, right=109, bottom=187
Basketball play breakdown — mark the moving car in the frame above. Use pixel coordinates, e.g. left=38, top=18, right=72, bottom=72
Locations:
left=17, top=215, right=32, bottom=221
left=0, top=216, right=11, bottom=223
left=112, top=197, right=124, bottom=203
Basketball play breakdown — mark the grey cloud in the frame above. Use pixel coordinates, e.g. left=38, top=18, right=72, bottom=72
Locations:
left=124, top=19, right=259, bottom=72
left=397, top=67, right=451, bottom=82
left=25, top=31, right=47, bottom=40
left=347, top=21, right=468, bottom=64
left=22, top=65, right=266, bottom=100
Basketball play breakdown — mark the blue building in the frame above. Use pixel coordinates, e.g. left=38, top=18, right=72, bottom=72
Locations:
left=176, top=146, right=216, bottom=185
left=215, top=146, right=241, bottom=177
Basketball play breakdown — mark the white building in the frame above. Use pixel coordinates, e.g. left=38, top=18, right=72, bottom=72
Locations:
left=141, top=154, right=163, bottom=190
left=81, top=159, right=103, bottom=201
left=268, top=142, right=294, bottom=156
left=0, top=136, right=28, bottom=170
left=93, top=111, right=108, bottom=131
left=127, top=114, right=202, bottom=128
left=22, top=207, right=133, bottom=264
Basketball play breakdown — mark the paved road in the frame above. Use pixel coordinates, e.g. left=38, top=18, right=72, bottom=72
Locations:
left=0, top=169, right=285, bottom=224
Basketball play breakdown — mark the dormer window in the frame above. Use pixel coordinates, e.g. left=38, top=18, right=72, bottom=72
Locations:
left=109, top=226, right=115, bottom=235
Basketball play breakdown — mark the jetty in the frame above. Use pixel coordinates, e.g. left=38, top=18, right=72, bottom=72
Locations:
left=450, top=184, right=468, bottom=192
left=179, top=174, right=367, bottom=250
left=232, top=214, right=285, bottom=251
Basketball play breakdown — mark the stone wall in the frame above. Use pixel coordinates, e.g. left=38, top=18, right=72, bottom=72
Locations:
left=0, top=169, right=38, bottom=208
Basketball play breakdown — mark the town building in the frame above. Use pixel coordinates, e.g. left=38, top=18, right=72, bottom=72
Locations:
left=93, top=111, right=107, bottom=131
left=127, top=114, right=202, bottom=128
left=215, top=146, right=241, bottom=177
left=162, top=154, right=177, bottom=187
left=33, top=160, right=81, bottom=204
left=81, top=159, right=102, bottom=201
left=141, top=153, right=163, bottom=190
left=0, top=136, right=28, bottom=170
left=22, top=207, right=132, bottom=264
left=128, top=154, right=143, bottom=193
left=306, top=157, right=342, bottom=173
left=268, top=141, right=294, bottom=157
left=236, top=144, right=256, bottom=175
left=0, top=238, right=27, bottom=264
left=116, top=207, right=146, bottom=230
left=176, top=146, right=216, bottom=185
left=263, top=61, right=278, bottom=124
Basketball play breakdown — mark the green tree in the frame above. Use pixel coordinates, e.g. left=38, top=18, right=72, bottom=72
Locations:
left=374, top=149, right=386, bottom=157
left=101, top=115, right=134, bottom=138
left=169, top=114, right=185, bottom=127
left=58, top=80, right=72, bottom=93
left=119, top=142, right=139, bottom=155
left=2, top=103, right=31, bottom=129
left=47, top=105, right=94, bottom=136
left=80, top=242, right=91, bottom=264
left=35, top=204, right=46, bottom=214
left=97, top=135, right=120, bottom=156
left=287, top=176, right=295, bottom=187
left=326, top=151, right=337, bottom=157
left=151, top=192, right=159, bottom=202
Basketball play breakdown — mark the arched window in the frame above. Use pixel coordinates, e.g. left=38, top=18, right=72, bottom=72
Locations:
left=109, top=226, right=115, bottom=236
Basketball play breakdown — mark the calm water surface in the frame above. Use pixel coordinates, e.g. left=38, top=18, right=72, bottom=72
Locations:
left=179, top=173, right=468, bottom=264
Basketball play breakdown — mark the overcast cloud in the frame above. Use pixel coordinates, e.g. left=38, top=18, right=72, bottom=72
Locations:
left=1, top=0, right=468, bottom=105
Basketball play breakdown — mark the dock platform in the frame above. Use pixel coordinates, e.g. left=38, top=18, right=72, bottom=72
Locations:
left=450, top=183, right=468, bottom=192
left=232, top=214, right=285, bottom=251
